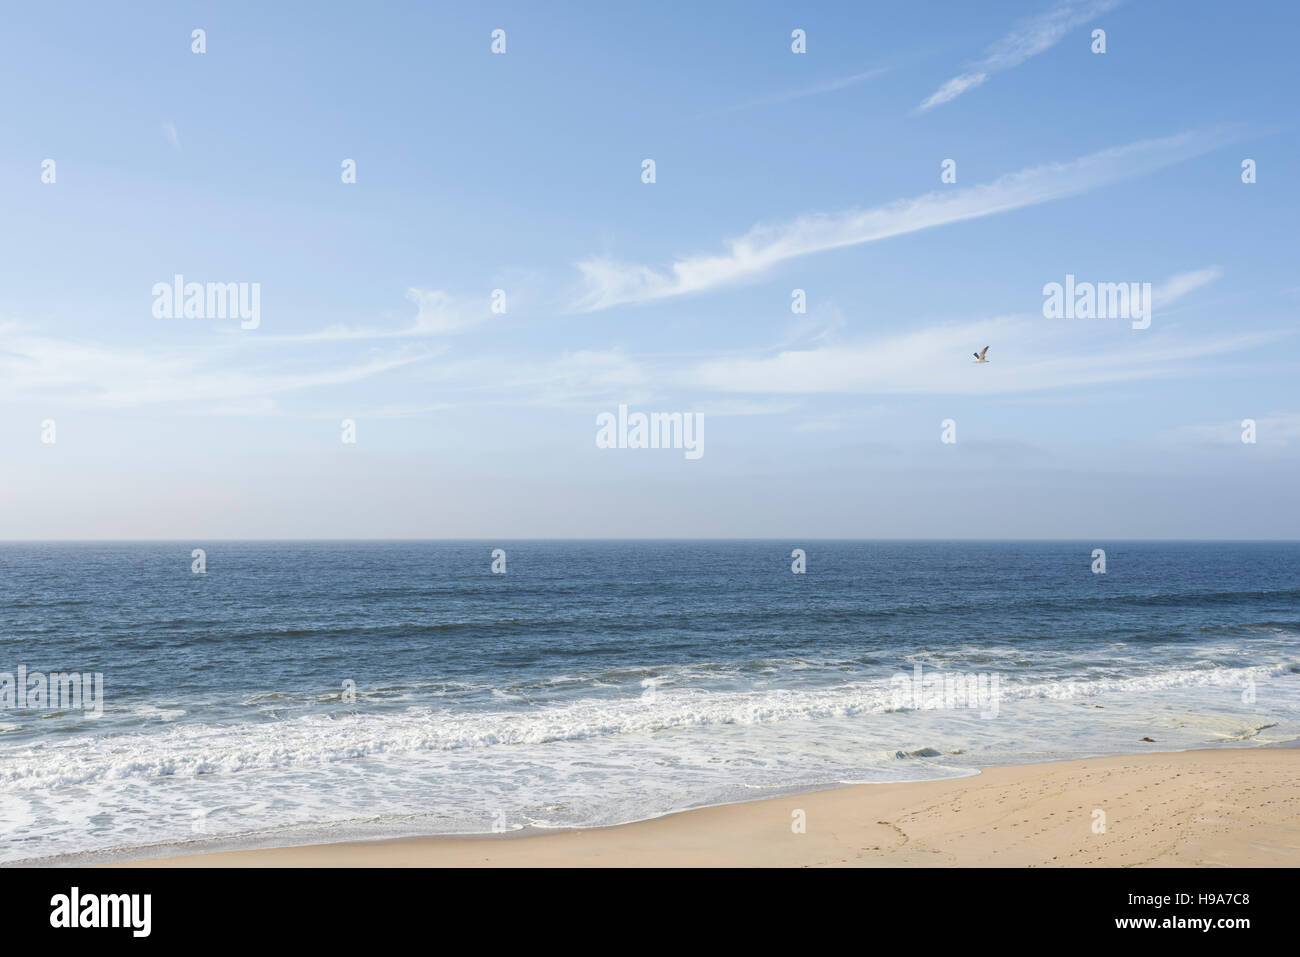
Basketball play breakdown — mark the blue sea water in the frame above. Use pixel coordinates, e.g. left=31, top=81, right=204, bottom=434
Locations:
left=1, top=540, right=1297, bottom=864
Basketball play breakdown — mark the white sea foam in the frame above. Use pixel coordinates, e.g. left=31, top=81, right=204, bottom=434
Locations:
left=0, top=661, right=1291, bottom=790
left=2, top=658, right=1297, bottom=864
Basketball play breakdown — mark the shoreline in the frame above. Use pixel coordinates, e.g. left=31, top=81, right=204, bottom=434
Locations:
left=108, top=747, right=1300, bottom=867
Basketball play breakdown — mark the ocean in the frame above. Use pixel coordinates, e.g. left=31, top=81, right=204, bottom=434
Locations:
left=1, top=540, right=1297, bottom=864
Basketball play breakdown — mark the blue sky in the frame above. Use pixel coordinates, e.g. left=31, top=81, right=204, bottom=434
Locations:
left=2, top=0, right=1297, bottom=538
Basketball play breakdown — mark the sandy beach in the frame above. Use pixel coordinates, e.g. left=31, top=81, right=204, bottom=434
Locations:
left=122, top=747, right=1300, bottom=867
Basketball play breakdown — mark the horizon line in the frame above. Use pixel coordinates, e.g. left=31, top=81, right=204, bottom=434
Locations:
left=2, top=538, right=1298, bottom=545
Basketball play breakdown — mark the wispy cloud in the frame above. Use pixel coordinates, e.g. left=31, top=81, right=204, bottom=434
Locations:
left=493, top=348, right=654, bottom=406
left=1152, top=266, right=1223, bottom=309
left=161, top=121, right=181, bottom=152
left=688, top=266, right=1267, bottom=396
left=0, top=323, right=436, bottom=408
left=718, top=66, right=891, bottom=113
left=574, top=129, right=1228, bottom=312
left=917, top=0, right=1122, bottom=112
left=269, top=288, right=493, bottom=342
left=405, top=289, right=494, bottom=335
left=690, top=318, right=1284, bottom=397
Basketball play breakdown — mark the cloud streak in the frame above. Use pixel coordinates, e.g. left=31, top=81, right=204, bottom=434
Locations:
left=691, top=319, right=1283, bottom=397
left=1152, top=266, right=1223, bottom=309
left=575, top=129, right=1228, bottom=311
left=688, top=267, right=1260, bottom=397
left=917, top=0, right=1122, bottom=112
left=719, top=66, right=891, bottom=113
left=0, top=323, right=436, bottom=408
left=267, top=289, right=493, bottom=342
left=161, top=121, right=181, bottom=152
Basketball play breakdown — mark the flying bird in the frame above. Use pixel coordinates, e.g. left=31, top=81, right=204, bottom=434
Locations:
left=972, top=346, right=990, bottom=364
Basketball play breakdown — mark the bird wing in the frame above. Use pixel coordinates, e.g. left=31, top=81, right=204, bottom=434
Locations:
left=978, top=346, right=989, bottom=360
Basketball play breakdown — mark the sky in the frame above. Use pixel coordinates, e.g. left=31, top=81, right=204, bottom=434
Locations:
left=1, top=0, right=1297, bottom=539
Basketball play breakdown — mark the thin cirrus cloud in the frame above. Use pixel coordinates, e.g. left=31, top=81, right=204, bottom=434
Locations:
left=0, top=321, right=436, bottom=409
left=690, top=320, right=1281, bottom=397
left=717, top=65, right=892, bottom=113
left=573, top=128, right=1228, bottom=312
left=267, top=288, right=493, bottom=342
left=686, top=268, right=1267, bottom=397
left=917, top=0, right=1123, bottom=112
left=161, top=121, right=181, bottom=152
left=1152, top=266, right=1223, bottom=309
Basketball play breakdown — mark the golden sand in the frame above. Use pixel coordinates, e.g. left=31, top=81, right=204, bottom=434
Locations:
left=122, top=748, right=1300, bottom=867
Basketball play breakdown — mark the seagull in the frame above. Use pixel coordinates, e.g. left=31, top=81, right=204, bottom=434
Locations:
left=972, top=346, right=990, bottom=364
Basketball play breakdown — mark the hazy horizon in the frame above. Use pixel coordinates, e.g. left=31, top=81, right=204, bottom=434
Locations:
left=3, top=537, right=1298, bottom=544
